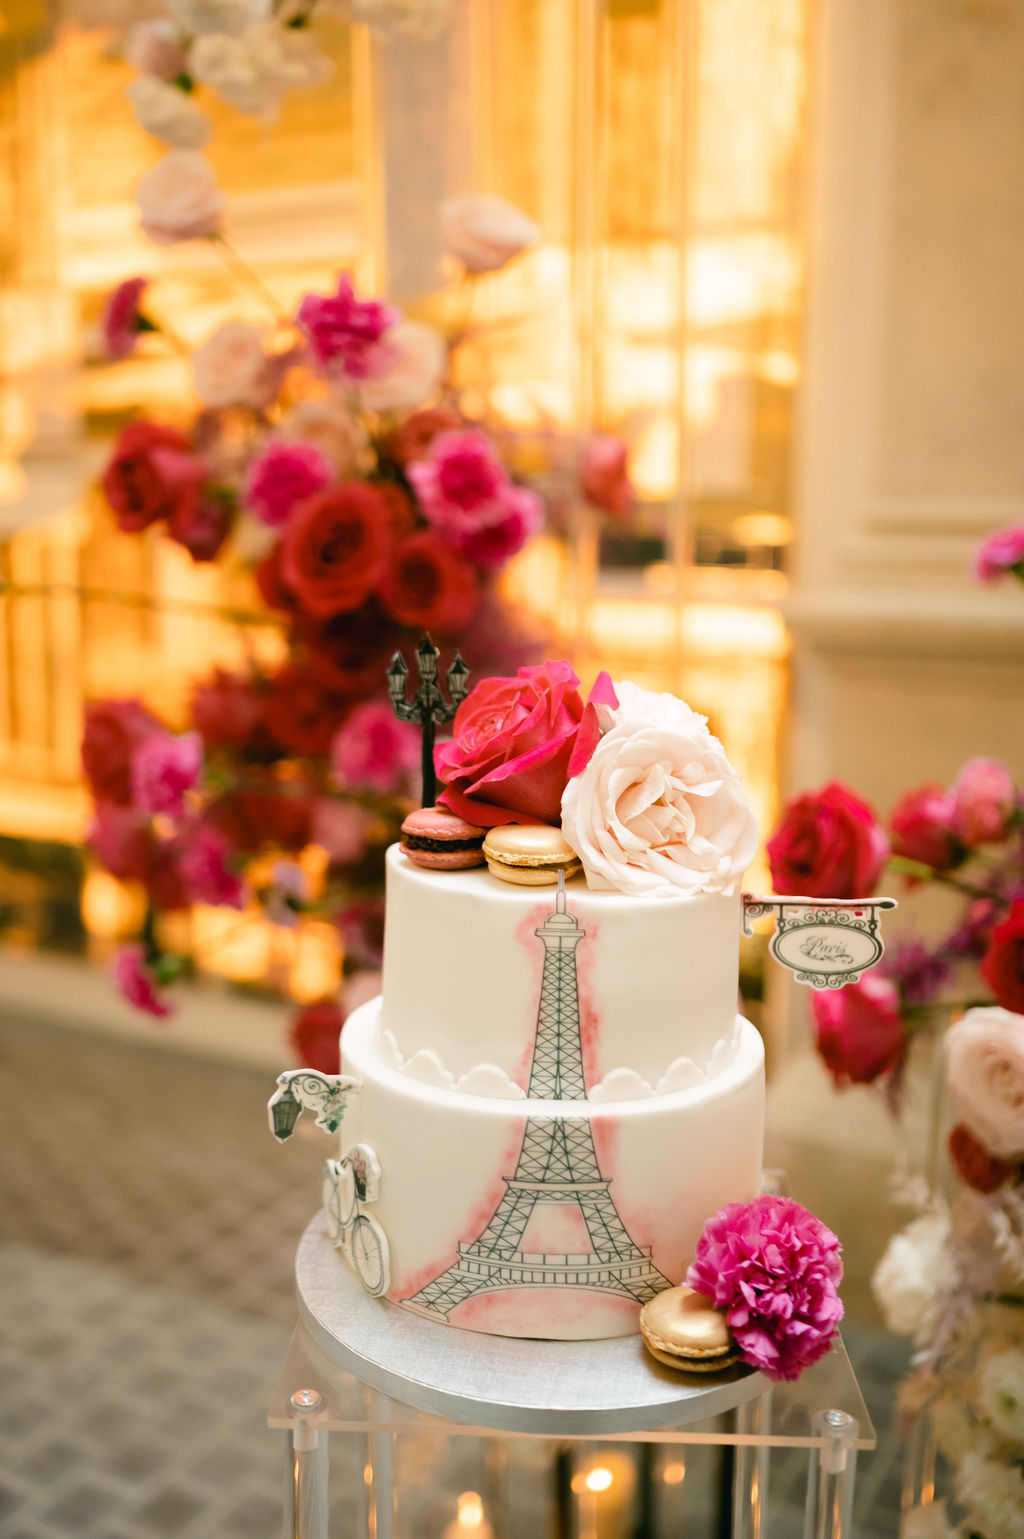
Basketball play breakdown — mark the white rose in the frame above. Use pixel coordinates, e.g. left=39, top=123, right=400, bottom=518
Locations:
left=127, top=77, right=211, bottom=150
left=947, top=1007, right=1024, bottom=1161
left=358, top=321, right=446, bottom=412
left=276, top=395, right=366, bottom=477
left=190, top=22, right=331, bottom=117
left=955, top=1453, right=1024, bottom=1539
left=166, top=0, right=264, bottom=35
left=979, top=1347, right=1024, bottom=1441
left=439, top=194, right=540, bottom=275
left=560, top=680, right=758, bottom=898
left=931, top=1393, right=997, bottom=1464
left=135, top=151, right=223, bottom=246
left=871, top=1212, right=957, bottom=1345
left=126, top=19, right=188, bottom=82
left=192, top=322, right=274, bottom=409
left=900, top=1501, right=961, bottom=1539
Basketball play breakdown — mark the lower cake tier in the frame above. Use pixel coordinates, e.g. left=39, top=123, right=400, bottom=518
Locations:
left=337, top=999, right=765, bottom=1341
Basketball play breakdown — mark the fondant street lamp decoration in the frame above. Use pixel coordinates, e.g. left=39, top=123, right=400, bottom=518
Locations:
left=387, top=636, right=470, bottom=807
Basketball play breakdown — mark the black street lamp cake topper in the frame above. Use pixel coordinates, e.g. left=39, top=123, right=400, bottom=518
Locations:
left=387, top=634, right=469, bottom=808
left=742, top=894, right=898, bottom=989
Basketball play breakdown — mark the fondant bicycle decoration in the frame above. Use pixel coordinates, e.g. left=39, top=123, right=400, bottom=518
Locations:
left=323, top=1145, right=390, bottom=1296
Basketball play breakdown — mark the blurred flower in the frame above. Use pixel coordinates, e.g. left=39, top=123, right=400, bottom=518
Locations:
left=135, top=150, right=223, bottom=245
left=168, top=488, right=234, bottom=562
left=900, top=1500, right=960, bottom=1539
left=192, top=321, right=276, bottom=409
left=980, top=904, right=1024, bottom=1015
left=244, top=440, right=332, bottom=528
left=330, top=701, right=418, bottom=793
left=439, top=193, right=539, bottom=274
left=113, top=944, right=174, bottom=1019
left=190, top=21, right=332, bottom=118
left=947, top=1004, right=1024, bottom=1159
left=310, top=798, right=371, bottom=865
left=890, top=784, right=963, bottom=872
left=955, top=1452, right=1024, bottom=1539
left=335, top=898, right=385, bottom=969
left=102, top=419, right=206, bottom=534
left=206, top=785, right=313, bottom=853
left=276, top=396, right=365, bottom=477
left=177, top=823, right=245, bottom=907
left=580, top=433, right=632, bottom=516
left=810, top=971, right=906, bottom=1086
left=288, top=998, right=344, bottom=1075
left=127, top=76, right=211, bottom=149
left=978, top=1348, right=1024, bottom=1441
left=409, top=429, right=505, bottom=535
left=948, top=1123, right=1015, bottom=1194
left=767, top=781, right=889, bottom=900
left=280, top=484, right=393, bottom=618
left=296, top=274, right=400, bottom=382
left=378, top=530, right=479, bottom=631
left=359, top=321, right=446, bottom=412
left=298, top=605, right=396, bottom=698
left=387, top=406, right=461, bottom=466
left=190, top=668, right=268, bottom=755
left=131, top=730, right=203, bottom=821
left=89, top=802, right=153, bottom=883
left=263, top=666, right=348, bottom=758
left=100, top=277, right=152, bottom=361
left=872, top=1211, right=955, bottom=1344
left=126, top=19, right=188, bottom=81
left=166, top=0, right=261, bottom=33
left=882, top=941, right=951, bottom=1007
left=82, top=699, right=162, bottom=806
left=952, top=757, right=1017, bottom=846
left=975, top=523, right=1024, bottom=584
left=344, top=969, right=382, bottom=1013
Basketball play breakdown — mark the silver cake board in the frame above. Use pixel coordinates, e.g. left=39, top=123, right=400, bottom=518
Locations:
left=296, top=1213, right=769, bottom=1437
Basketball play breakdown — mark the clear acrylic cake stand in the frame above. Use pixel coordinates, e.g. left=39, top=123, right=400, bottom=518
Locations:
left=269, top=1215, right=875, bottom=1539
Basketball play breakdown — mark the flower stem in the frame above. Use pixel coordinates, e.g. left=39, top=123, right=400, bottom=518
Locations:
left=209, top=233, right=286, bottom=323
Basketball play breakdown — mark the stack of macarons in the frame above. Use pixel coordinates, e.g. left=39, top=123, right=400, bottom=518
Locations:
left=400, top=808, right=582, bottom=886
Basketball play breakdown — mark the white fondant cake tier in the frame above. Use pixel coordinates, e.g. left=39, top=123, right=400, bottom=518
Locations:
left=381, top=844, right=743, bottom=1094
left=339, top=998, right=765, bottom=1341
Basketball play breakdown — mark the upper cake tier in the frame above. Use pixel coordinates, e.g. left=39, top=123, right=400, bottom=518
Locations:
left=380, top=843, right=742, bottom=1096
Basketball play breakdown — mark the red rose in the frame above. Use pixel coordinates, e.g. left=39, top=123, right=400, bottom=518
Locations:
left=81, top=698, right=162, bottom=805
left=280, top=484, right=392, bottom=619
left=255, top=540, right=300, bottom=614
left=190, top=669, right=270, bottom=756
left=299, top=604, right=397, bottom=698
left=980, top=901, right=1024, bottom=1014
left=890, top=784, right=963, bottom=872
left=146, top=838, right=191, bottom=911
left=264, top=667, right=349, bottom=758
left=102, top=420, right=206, bottom=534
left=435, top=660, right=617, bottom=827
left=289, top=999, right=345, bottom=1075
left=767, top=781, right=889, bottom=899
left=810, top=972, right=906, bottom=1087
left=948, top=1122, right=1016, bottom=1194
left=206, top=786, right=314, bottom=853
left=378, top=530, right=479, bottom=632
left=168, top=489, right=233, bottom=563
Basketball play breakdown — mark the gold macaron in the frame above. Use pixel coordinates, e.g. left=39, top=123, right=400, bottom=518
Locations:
left=639, top=1286, right=740, bottom=1374
left=482, top=824, right=582, bottom=886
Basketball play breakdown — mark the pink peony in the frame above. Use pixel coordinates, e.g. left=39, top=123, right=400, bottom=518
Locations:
left=101, top=277, right=152, bottom=361
left=330, top=702, right=419, bottom=794
left=130, top=730, right=203, bottom=821
left=974, top=524, right=1024, bottom=584
left=580, top=433, right=632, bottom=516
left=767, top=781, right=889, bottom=900
left=176, top=823, right=244, bottom=908
left=951, top=757, right=1017, bottom=846
left=810, top=972, right=906, bottom=1086
left=295, top=274, right=400, bottom=382
left=113, top=944, right=174, bottom=1019
left=687, top=1195, right=844, bottom=1383
left=244, top=440, right=333, bottom=528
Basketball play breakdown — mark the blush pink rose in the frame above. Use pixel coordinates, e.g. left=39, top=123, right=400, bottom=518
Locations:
left=767, top=781, right=889, bottom=899
left=358, top=321, right=446, bottom=412
left=101, top=277, right=152, bottom=361
left=810, top=972, right=906, bottom=1087
left=244, top=440, right=333, bottom=528
left=974, top=524, right=1024, bottom=584
left=890, top=784, right=963, bottom=871
left=952, top=757, right=1017, bottom=846
left=130, top=730, right=203, bottom=821
left=439, top=194, right=540, bottom=274
left=946, top=1005, right=1024, bottom=1160
left=310, top=798, right=371, bottom=866
left=330, top=701, right=419, bottom=793
left=580, top=433, right=632, bottom=516
left=176, top=823, right=244, bottom=908
left=135, top=150, right=223, bottom=246
left=436, top=660, right=617, bottom=828
left=192, top=321, right=276, bottom=409
left=113, top=944, right=174, bottom=1019
left=126, top=18, right=188, bottom=81
left=296, top=274, right=400, bottom=382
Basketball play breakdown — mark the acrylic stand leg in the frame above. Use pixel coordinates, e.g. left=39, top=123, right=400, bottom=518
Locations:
left=731, top=1389, right=772, bottom=1539
left=900, top=1407, right=937, bottom=1526
left=283, top=1389, right=329, bottom=1539
left=365, top=1430, right=394, bottom=1539
left=803, top=1409, right=859, bottom=1539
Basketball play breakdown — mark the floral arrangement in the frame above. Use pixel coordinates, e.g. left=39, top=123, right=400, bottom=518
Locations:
left=686, top=1195, right=844, bottom=1382
left=765, top=761, right=1024, bottom=1534
left=433, top=663, right=758, bottom=897
left=85, top=3, right=638, bottom=1059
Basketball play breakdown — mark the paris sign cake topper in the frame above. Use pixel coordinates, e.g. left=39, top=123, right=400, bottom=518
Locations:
left=741, top=893, right=898, bottom=989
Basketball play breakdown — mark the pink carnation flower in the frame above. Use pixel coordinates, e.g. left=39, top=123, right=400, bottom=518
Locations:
left=244, top=440, right=333, bottom=528
left=295, top=274, right=400, bottom=382
left=408, top=430, right=542, bottom=569
left=458, top=485, right=543, bottom=572
left=687, top=1194, right=844, bottom=1382
left=113, top=944, right=174, bottom=1019
left=974, top=524, right=1024, bottom=584
left=130, top=731, right=203, bottom=822
left=330, top=702, right=419, bottom=794
left=101, top=277, right=152, bottom=361
left=176, top=824, right=245, bottom=908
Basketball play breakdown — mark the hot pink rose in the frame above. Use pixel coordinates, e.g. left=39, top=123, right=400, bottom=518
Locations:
left=296, top=274, right=400, bottom=382
left=952, top=757, right=1017, bottom=845
left=82, top=698, right=163, bottom=806
left=436, top=660, right=617, bottom=827
left=101, top=277, right=152, bottom=361
left=176, top=823, right=244, bottom=908
left=580, top=433, right=632, bottom=516
left=408, top=429, right=506, bottom=536
left=244, top=440, right=332, bottom=528
left=113, top=944, right=174, bottom=1019
left=810, top=973, right=906, bottom=1087
left=890, top=784, right=963, bottom=871
left=974, top=524, right=1024, bottom=584
left=330, top=701, right=418, bottom=793
left=130, top=730, right=203, bottom=821
left=767, top=781, right=889, bottom=899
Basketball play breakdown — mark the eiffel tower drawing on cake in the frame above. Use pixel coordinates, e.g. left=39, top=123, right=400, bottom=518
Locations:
left=404, top=877, right=671, bottom=1319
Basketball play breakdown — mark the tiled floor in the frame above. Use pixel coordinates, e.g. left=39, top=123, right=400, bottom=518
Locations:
left=0, top=1008, right=911, bottom=1537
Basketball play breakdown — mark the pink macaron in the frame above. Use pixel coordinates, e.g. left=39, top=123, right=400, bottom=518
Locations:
left=400, top=806, right=488, bottom=870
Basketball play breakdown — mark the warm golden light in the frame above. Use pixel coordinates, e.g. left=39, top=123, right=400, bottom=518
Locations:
left=663, top=1461, right=686, bottom=1486
left=584, top=1467, right=614, bottom=1493
left=80, top=869, right=147, bottom=940
left=456, top=1492, right=484, bottom=1528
